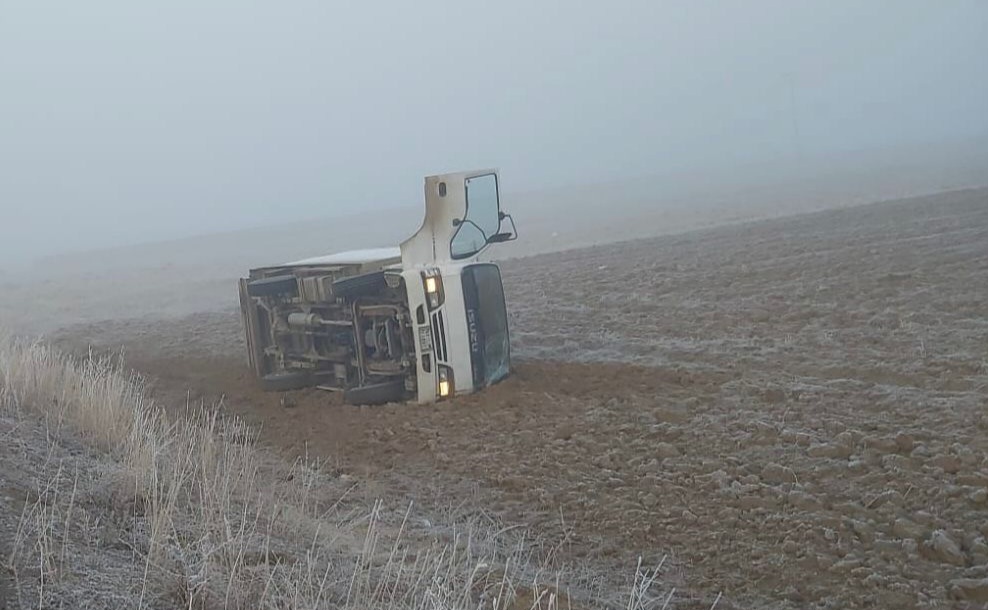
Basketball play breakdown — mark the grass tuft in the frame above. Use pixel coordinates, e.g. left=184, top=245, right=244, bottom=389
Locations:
left=0, top=335, right=670, bottom=609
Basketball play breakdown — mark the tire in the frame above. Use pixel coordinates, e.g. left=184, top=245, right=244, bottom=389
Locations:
left=247, top=275, right=299, bottom=298
left=259, top=371, right=311, bottom=392
left=343, top=380, right=407, bottom=405
left=332, top=271, right=386, bottom=300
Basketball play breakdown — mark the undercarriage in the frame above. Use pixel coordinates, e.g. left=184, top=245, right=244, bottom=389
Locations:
left=238, top=260, right=417, bottom=405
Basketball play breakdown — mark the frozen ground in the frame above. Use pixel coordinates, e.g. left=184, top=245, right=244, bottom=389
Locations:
left=40, top=187, right=988, bottom=608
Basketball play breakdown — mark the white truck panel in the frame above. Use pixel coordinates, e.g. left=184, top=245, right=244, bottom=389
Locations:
left=281, top=247, right=402, bottom=267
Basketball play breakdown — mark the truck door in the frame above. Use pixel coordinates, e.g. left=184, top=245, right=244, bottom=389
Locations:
left=400, top=169, right=516, bottom=267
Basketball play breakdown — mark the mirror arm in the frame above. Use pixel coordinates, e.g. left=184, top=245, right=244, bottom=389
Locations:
left=502, top=213, right=518, bottom=241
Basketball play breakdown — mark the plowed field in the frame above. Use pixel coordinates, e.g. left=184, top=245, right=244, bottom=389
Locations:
left=52, top=188, right=988, bottom=608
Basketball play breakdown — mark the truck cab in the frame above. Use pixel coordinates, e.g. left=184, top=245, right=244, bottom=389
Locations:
left=238, top=169, right=517, bottom=405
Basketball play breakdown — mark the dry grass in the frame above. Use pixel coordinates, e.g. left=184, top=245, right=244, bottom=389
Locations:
left=0, top=335, right=669, bottom=609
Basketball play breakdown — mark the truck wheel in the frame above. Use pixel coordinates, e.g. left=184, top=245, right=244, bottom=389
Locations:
left=247, top=275, right=299, bottom=298
left=332, top=271, right=387, bottom=299
left=343, top=380, right=406, bottom=405
left=259, top=371, right=311, bottom=392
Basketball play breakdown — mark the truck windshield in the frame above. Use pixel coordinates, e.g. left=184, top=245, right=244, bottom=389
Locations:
left=461, top=264, right=510, bottom=387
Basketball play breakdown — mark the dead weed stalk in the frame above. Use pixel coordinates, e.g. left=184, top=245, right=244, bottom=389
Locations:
left=0, top=336, right=669, bottom=609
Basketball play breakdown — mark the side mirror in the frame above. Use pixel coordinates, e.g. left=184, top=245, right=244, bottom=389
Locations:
left=494, top=212, right=519, bottom=244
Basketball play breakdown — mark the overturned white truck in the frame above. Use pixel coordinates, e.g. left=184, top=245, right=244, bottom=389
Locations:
left=238, top=169, right=518, bottom=405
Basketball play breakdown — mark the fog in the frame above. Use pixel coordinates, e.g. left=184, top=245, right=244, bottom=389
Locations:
left=1, top=1, right=986, bottom=266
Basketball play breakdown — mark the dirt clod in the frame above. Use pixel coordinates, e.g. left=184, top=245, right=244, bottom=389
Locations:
left=808, top=443, right=852, bottom=460
left=932, top=454, right=962, bottom=474
left=894, top=432, right=915, bottom=453
left=653, top=442, right=681, bottom=459
left=950, top=578, right=988, bottom=602
left=925, top=530, right=966, bottom=566
left=760, top=463, right=797, bottom=485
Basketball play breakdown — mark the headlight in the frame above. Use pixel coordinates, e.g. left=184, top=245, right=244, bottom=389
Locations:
left=437, top=364, right=454, bottom=398
left=422, top=270, right=445, bottom=309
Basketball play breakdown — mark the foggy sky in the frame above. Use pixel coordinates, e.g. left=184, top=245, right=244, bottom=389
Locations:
left=1, top=1, right=986, bottom=264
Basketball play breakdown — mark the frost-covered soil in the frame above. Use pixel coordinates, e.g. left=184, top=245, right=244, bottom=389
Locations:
left=48, top=188, right=988, bottom=608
